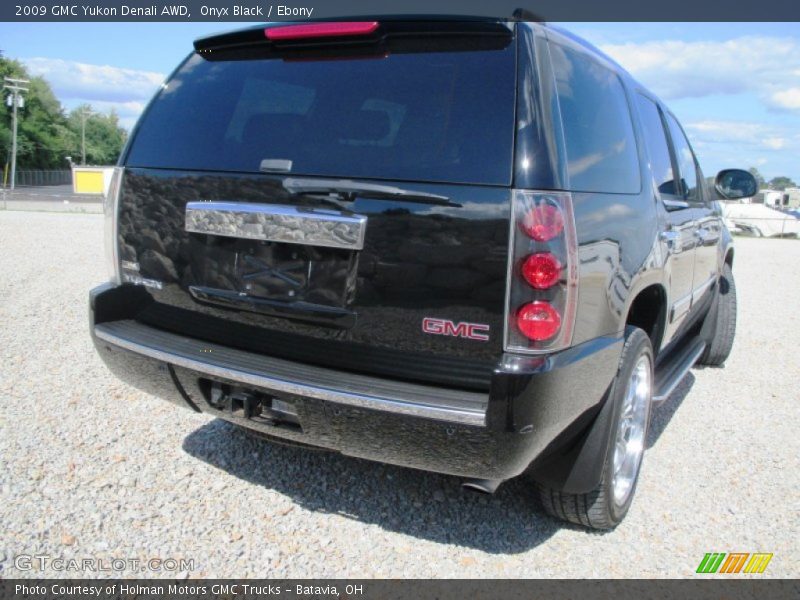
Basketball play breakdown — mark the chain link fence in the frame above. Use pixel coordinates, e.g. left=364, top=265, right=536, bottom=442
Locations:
left=3, top=170, right=72, bottom=187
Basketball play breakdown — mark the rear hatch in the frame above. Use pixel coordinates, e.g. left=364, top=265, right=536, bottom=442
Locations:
left=117, top=20, right=518, bottom=390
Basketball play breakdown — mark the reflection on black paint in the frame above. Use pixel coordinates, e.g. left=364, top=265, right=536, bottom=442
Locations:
left=117, top=169, right=510, bottom=364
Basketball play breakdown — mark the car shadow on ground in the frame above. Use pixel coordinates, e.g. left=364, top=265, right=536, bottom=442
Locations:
left=647, top=372, right=695, bottom=449
left=181, top=372, right=698, bottom=552
left=182, top=419, right=594, bottom=554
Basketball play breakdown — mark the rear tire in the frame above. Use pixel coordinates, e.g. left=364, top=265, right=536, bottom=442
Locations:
left=699, top=263, right=736, bottom=367
left=534, top=327, right=653, bottom=530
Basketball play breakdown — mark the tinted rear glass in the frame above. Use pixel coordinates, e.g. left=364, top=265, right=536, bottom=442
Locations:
left=635, top=94, right=678, bottom=197
left=665, top=113, right=701, bottom=203
left=550, top=41, right=640, bottom=194
left=126, top=45, right=516, bottom=185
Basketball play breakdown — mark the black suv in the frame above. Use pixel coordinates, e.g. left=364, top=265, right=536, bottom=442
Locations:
left=90, top=18, right=756, bottom=529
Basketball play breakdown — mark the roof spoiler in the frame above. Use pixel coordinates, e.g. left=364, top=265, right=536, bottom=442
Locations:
left=194, top=18, right=519, bottom=56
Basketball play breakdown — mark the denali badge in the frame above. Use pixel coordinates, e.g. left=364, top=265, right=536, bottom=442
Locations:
left=122, top=273, right=163, bottom=290
left=422, top=318, right=490, bottom=341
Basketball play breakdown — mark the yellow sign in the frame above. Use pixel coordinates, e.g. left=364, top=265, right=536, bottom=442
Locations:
left=74, top=170, right=105, bottom=194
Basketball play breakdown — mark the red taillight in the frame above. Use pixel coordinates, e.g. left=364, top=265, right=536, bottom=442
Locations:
left=265, top=21, right=379, bottom=41
left=506, top=190, right=577, bottom=354
left=521, top=201, right=564, bottom=242
left=516, top=301, right=562, bottom=341
left=521, top=252, right=562, bottom=289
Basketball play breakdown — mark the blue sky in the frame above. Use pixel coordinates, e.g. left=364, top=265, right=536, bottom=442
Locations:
left=1, top=21, right=798, bottom=183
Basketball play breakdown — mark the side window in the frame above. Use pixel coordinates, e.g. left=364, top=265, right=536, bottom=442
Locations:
left=635, top=94, right=678, bottom=197
left=665, top=113, right=701, bottom=204
left=550, top=42, right=640, bottom=194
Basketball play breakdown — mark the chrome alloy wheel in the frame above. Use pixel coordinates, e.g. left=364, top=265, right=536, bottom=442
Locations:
left=612, top=355, right=652, bottom=507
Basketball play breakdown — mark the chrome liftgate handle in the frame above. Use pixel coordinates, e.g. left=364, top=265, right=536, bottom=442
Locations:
left=185, top=201, right=368, bottom=251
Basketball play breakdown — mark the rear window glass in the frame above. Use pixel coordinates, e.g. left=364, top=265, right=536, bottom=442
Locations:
left=665, top=113, right=701, bottom=203
left=126, top=46, right=516, bottom=186
left=635, top=94, right=678, bottom=196
left=550, top=42, right=641, bottom=194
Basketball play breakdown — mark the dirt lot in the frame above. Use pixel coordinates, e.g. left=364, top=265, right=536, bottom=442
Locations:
left=0, top=211, right=797, bottom=578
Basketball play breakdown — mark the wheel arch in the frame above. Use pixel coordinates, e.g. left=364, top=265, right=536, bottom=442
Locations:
left=724, top=246, right=734, bottom=267
left=622, top=282, right=667, bottom=357
left=528, top=280, right=667, bottom=496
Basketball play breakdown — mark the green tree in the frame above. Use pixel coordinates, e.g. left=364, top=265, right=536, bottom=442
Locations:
left=748, top=166, right=766, bottom=189
left=1, top=53, right=73, bottom=170
left=66, top=104, right=127, bottom=165
left=768, top=176, right=797, bottom=190
left=2, top=52, right=127, bottom=172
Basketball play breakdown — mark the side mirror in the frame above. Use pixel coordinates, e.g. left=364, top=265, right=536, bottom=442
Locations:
left=715, top=169, right=757, bottom=200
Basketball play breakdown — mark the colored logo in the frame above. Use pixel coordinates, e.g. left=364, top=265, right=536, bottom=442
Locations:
left=422, top=318, right=490, bottom=341
left=696, top=552, right=773, bottom=574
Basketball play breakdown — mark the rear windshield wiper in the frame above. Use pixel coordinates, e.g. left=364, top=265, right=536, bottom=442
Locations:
left=282, top=177, right=460, bottom=207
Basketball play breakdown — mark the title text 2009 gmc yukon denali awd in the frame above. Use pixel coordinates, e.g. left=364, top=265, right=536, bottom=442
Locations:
left=90, top=17, right=757, bottom=529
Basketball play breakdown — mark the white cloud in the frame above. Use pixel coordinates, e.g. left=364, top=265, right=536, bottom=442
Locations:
left=23, top=58, right=164, bottom=128
left=682, top=119, right=800, bottom=179
left=684, top=120, right=795, bottom=151
left=763, top=137, right=787, bottom=150
left=688, top=120, right=774, bottom=140
left=771, top=87, right=800, bottom=110
left=599, top=36, right=800, bottom=111
left=24, top=57, right=164, bottom=101
left=88, top=99, right=147, bottom=115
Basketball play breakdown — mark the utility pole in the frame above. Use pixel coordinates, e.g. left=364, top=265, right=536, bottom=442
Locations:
left=79, top=106, right=94, bottom=165
left=3, top=77, right=30, bottom=190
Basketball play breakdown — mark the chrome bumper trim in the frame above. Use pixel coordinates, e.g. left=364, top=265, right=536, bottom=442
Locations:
left=94, top=323, right=486, bottom=426
left=185, top=201, right=367, bottom=250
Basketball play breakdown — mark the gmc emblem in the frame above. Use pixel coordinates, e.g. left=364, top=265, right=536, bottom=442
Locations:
left=422, top=318, right=490, bottom=342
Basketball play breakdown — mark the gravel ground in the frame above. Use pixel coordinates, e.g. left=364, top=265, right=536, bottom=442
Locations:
left=0, top=210, right=797, bottom=579
left=3, top=185, right=101, bottom=202
left=1, top=188, right=103, bottom=214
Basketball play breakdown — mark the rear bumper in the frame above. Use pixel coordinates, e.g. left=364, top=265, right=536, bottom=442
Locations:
left=90, top=283, right=623, bottom=484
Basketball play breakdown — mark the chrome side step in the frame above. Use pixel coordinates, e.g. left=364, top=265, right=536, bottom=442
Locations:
left=652, top=338, right=706, bottom=405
